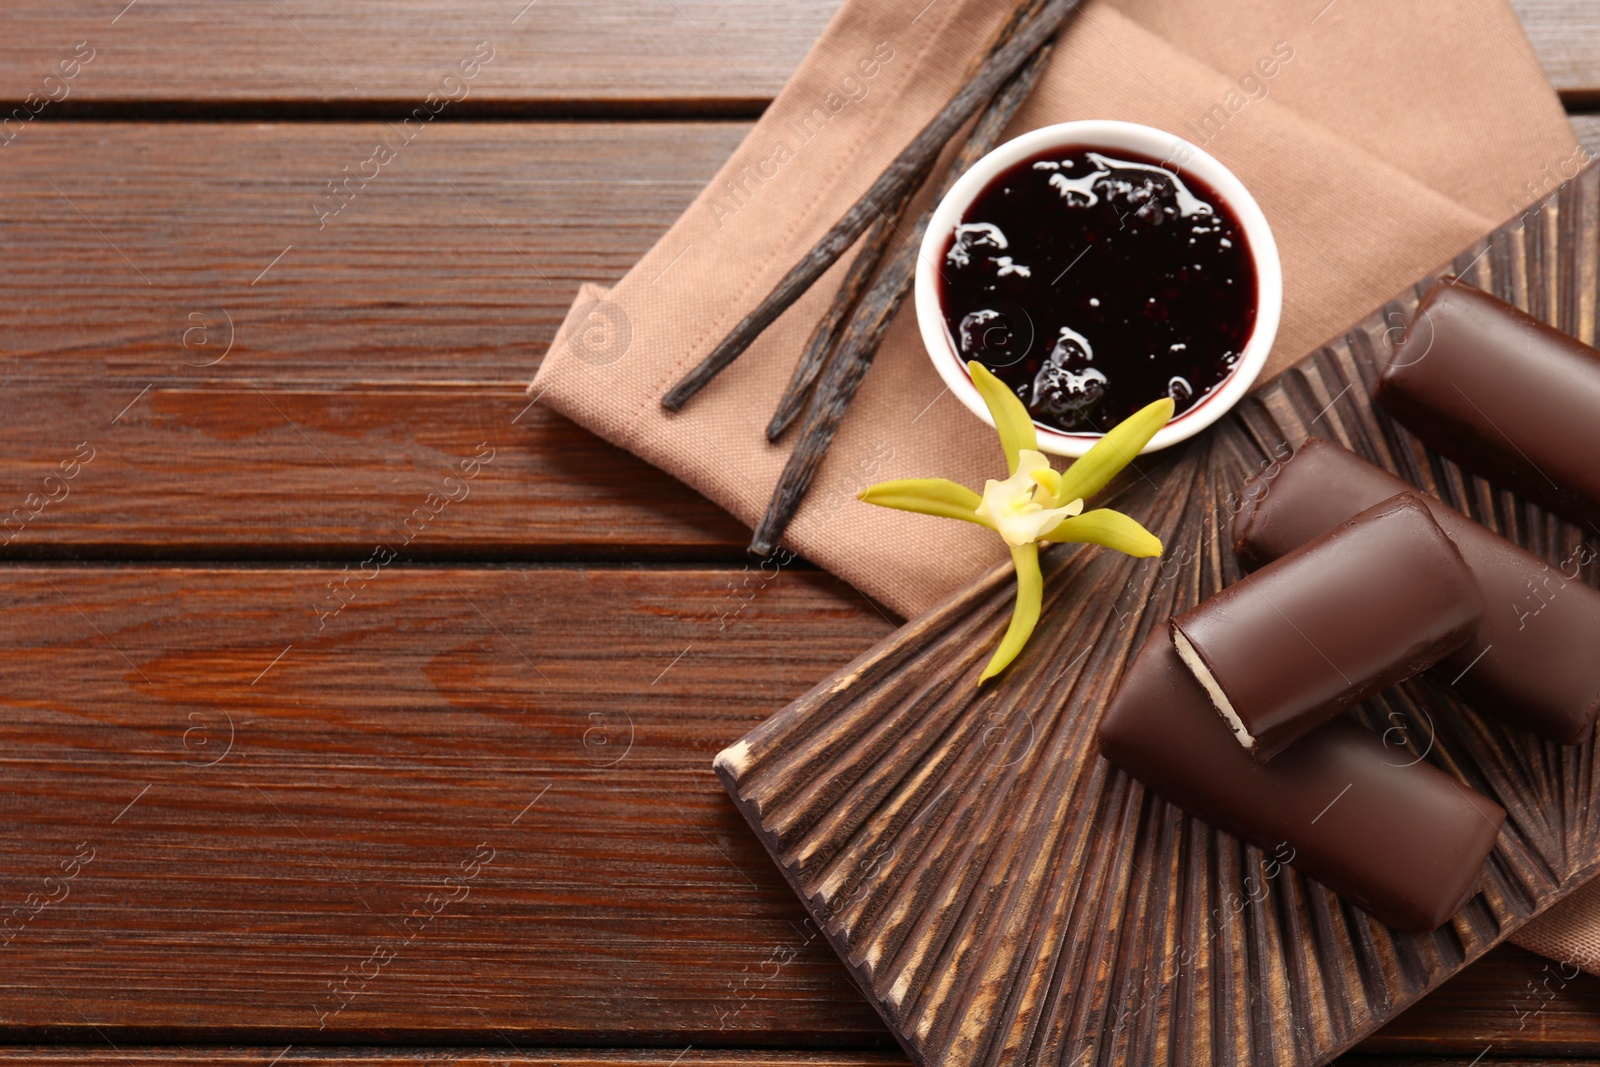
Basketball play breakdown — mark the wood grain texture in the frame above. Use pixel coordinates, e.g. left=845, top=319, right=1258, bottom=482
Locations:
left=9, top=1054, right=1540, bottom=1067
left=717, top=163, right=1600, bottom=1067
left=0, top=560, right=1582, bottom=1052
left=0, top=1, right=1592, bottom=111
left=0, top=122, right=731, bottom=385
left=0, top=1, right=838, bottom=116
left=0, top=119, right=1593, bottom=561
left=0, top=565, right=893, bottom=1042
left=0, top=383, right=746, bottom=560
left=1366, top=943, right=1600, bottom=1055
left=1511, top=0, right=1600, bottom=104
left=0, top=1054, right=910, bottom=1066
left=0, top=122, right=747, bottom=557
left=1576, top=116, right=1600, bottom=158
left=0, top=1053, right=1587, bottom=1067
left=1344, top=1061, right=1600, bottom=1067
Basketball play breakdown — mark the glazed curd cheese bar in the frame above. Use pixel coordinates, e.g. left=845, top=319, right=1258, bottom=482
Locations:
left=1170, top=493, right=1482, bottom=762
left=1233, top=437, right=1600, bottom=743
left=1098, top=630, right=1505, bottom=932
left=1375, top=278, right=1600, bottom=530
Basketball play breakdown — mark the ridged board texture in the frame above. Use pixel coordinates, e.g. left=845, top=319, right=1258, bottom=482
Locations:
left=714, top=163, right=1600, bottom=1067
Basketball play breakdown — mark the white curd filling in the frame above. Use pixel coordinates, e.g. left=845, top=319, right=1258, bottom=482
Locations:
left=1172, top=627, right=1255, bottom=752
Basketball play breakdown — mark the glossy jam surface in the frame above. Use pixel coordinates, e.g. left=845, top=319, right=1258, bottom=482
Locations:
left=938, top=145, right=1258, bottom=435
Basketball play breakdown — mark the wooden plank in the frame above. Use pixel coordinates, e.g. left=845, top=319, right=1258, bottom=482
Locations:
left=0, top=1, right=838, bottom=116
left=0, top=122, right=749, bottom=557
left=1573, top=114, right=1600, bottom=157
left=1344, top=1061, right=1600, bottom=1067
left=1365, top=944, right=1600, bottom=1056
left=0, top=383, right=747, bottom=559
left=0, top=565, right=895, bottom=1042
left=0, top=1054, right=910, bottom=1066
left=1512, top=0, right=1600, bottom=105
left=0, top=1, right=1593, bottom=111
left=0, top=123, right=728, bottom=385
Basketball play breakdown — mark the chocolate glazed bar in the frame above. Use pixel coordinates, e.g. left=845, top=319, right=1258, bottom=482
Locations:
left=1172, top=494, right=1482, bottom=762
left=1234, top=437, right=1600, bottom=743
left=1375, top=278, right=1600, bottom=531
left=1098, top=630, right=1506, bottom=932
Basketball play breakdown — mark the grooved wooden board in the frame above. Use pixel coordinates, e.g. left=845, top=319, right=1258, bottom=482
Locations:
left=716, top=165, right=1600, bottom=1067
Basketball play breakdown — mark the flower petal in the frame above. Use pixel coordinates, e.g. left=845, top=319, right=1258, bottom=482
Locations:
left=1013, top=450, right=1053, bottom=479
left=968, top=360, right=1038, bottom=476
left=858, top=478, right=990, bottom=527
left=980, top=542, right=1042, bottom=683
left=1056, top=397, right=1175, bottom=504
left=1029, top=465, right=1064, bottom=508
left=1045, top=508, right=1163, bottom=557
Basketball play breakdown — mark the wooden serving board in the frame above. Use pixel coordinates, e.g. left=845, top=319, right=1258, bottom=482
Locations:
left=714, top=162, right=1600, bottom=1067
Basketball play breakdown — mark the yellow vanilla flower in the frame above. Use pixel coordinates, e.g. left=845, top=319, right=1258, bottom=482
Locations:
left=860, top=360, right=1172, bottom=683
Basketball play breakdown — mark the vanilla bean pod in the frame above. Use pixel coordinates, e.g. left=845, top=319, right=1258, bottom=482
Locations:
left=766, top=177, right=925, bottom=442
left=765, top=0, right=1055, bottom=439
left=661, top=0, right=1082, bottom=412
left=748, top=35, right=1059, bottom=556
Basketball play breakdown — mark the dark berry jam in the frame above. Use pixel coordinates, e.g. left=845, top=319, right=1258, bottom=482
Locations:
left=938, top=145, right=1257, bottom=435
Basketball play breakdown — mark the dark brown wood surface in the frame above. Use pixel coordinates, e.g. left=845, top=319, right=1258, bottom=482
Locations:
left=0, top=122, right=748, bottom=558
left=0, top=119, right=1593, bottom=562
left=0, top=565, right=900, bottom=1043
left=0, top=2, right=836, bottom=117
left=0, top=1053, right=1583, bottom=1067
left=0, top=2, right=1597, bottom=1065
left=0, top=2, right=1591, bottom=111
left=0, top=1055, right=906, bottom=1066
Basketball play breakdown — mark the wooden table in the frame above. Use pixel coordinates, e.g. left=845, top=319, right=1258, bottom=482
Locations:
left=0, top=2, right=1596, bottom=1064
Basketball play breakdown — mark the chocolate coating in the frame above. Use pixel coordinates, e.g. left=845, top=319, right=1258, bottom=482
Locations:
left=1097, top=630, right=1505, bottom=932
left=1375, top=278, right=1600, bottom=529
left=1233, top=437, right=1600, bottom=743
left=1173, top=494, right=1481, bottom=762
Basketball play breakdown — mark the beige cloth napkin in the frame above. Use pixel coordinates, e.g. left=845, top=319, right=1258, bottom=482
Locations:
left=531, top=0, right=1600, bottom=969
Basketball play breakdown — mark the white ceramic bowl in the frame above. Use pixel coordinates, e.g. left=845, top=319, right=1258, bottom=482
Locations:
left=914, top=119, right=1282, bottom=458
